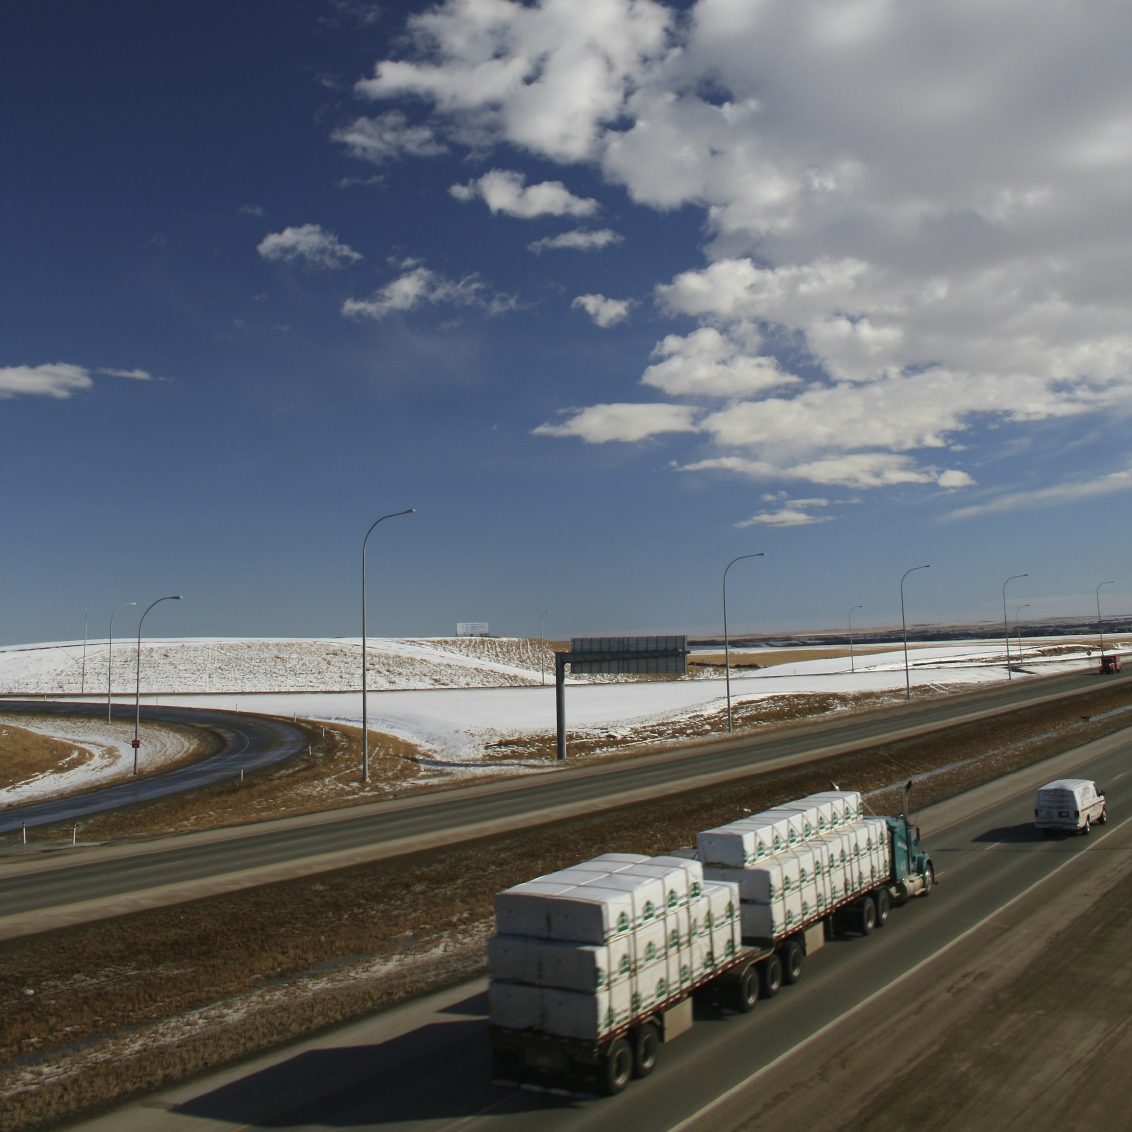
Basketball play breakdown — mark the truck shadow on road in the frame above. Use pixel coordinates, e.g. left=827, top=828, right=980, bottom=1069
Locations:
left=171, top=992, right=586, bottom=1126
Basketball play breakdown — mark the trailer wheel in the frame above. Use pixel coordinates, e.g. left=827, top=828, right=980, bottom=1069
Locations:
left=603, top=1038, right=634, bottom=1095
left=734, top=964, right=760, bottom=1012
left=858, top=896, right=877, bottom=936
left=632, top=1023, right=660, bottom=1078
left=780, top=939, right=805, bottom=984
left=760, top=953, right=784, bottom=999
left=875, top=888, right=891, bottom=926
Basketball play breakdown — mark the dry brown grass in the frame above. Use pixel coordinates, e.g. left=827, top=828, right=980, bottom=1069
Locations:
left=0, top=724, right=86, bottom=789
left=2, top=680, right=1131, bottom=1130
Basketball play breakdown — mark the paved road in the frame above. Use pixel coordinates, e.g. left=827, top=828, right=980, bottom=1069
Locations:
left=0, top=701, right=309, bottom=833
left=0, top=671, right=1114, bottom=938
left=70, top=726, right=1132, bottom=1131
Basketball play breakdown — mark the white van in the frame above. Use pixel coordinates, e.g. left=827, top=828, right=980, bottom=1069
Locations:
left=1034, top=779, right=1107, bottom=834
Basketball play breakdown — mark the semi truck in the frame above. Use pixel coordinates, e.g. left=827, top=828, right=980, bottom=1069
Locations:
left=487, top=789, right=935, bottom=1095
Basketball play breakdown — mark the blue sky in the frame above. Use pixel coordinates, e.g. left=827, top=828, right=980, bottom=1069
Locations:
left=2, top=0, right=1129, bottom=647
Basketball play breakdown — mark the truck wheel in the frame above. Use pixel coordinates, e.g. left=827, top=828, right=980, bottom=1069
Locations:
left=734, top=965, right=760, bottom=1012
left=632, top=1023, right=660, bottom=1078
left=760, top=954, right=784, bottom=999
left=875, top=888, right=891, bottom=926
left=603, top=1038, right=633, bottom=1095
left=858, top=896, right=877, bottom=936
left=780, top=939, right=805, bottom=984
left=922, top=867, right=934, bottom=896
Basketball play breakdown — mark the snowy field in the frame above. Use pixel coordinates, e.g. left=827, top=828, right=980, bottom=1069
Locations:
left=0, top=634, right=1123, bottom=806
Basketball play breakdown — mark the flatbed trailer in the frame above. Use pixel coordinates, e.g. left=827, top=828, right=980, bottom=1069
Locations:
left=490, top=807, right=934, bottom=1095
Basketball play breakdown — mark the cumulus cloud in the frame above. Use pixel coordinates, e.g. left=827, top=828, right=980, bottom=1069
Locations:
left=332, top=112, right=446, bottom=164
left=257, top=224, right=362, bottom=270
left=352, top=0, right=1132, bottom=512
left=0, top=362, right=157, bottom=400
left=528, top=228, right=622, bottom=253
left=451, top=169, right=599, bottom=218
left=572, top=294, right=632, bottom=327
left=342, top=261, right=518, bottom=320
left=735, top=507, right=834, bottom=528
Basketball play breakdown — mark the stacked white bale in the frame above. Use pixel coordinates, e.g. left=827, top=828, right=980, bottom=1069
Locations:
left=488, top=853, right=738, bottom=1041
left=694, top=792, right=892, bottom=943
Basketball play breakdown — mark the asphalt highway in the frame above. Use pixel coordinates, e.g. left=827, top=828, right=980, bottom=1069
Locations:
left=0, top=670, right=1116, bottom=936
left=71, top=724, right=1132, bottom=1131
left=0, top=701, right=309, bottom=833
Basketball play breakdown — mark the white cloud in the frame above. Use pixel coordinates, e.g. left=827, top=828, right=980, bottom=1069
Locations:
left=0, top=362, right=157, bottom=401
left=534, top=402, right=699, bottom=443
left=332, top=112, right=447, bottom=164
left=257, top=224, right=363, bottom=270
left=0, top=363, right=93, bottom=400
left=642, top=328, right=799, bottom=398
left=354, top=1, right=1132, bottom=512
left=572, top=294, right=632, bottom=328
left=528, top=228, right=622, bottom=253
left=942, top=466, right=1132, bottom=522
left=451, top=169, right=599, bottom=218
left=342, top=262, right=518, bottom=320
left=735, top=507, right=834, bottom=528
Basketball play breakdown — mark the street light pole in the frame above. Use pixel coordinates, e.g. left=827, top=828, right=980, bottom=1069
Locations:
left=133, top=595, right=183, bottom=774
left=1015, top=603, right=1030, bottom=663
left=1096, top=580, right=1115, bottom=658
left=539, top=608, right=548, bottom=686
left=722, top=553, right=764, bottom=732
left=900, top=565, right=930, bottom=700
left=848, top=604, right=863, bottom=674
left=361, top=509, right=415, bottom=784
left=1001, top=573, right=1028, bottom=680
left=108, top=600, right=137, bottom=724
left=81, top=609, right=88, bottom=695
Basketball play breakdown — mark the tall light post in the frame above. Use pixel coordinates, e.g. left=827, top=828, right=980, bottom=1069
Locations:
left=848, top=604, right=863, bottom=674
left=133, top=594, right=183, bottom=774
left=108, top=600, right=137, bottom=723
left=1015, top=603, right=1030, bottom=663
left=900, top=565, right=930, bottom=700
left=1096, top=580, right=1115, bottom=658
left=539, top=608, right=549, bottom=686
left=1001, top=573, right=1028, bottom=680
left=361, top=508, right=415, bottom=784
left=80, top=609, right=88, bottom=695
left=723, top=552, right=764, bottom=732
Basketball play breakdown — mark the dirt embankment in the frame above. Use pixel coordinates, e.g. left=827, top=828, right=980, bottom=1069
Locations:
left=2, top=681, right=1131, bottom=1130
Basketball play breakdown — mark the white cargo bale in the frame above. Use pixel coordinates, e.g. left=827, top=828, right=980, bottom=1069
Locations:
left=620, top=861, right=693, bottom=911
left=489, top=981, right=543, bottom=1030
left=667, top=943, right=694, bottom=994
left=592, top=852, right=652, bottom=867
left=494, top=881, right=577, bottom=938
left=578, top=872, right=666, bottom=930
left=799, top=790, right=864, bottom=828
left=753, top=807, right=808, bottom=847
left=701, top=879, right=740, bottom=932
left=633, top=957, right=672, bottom=1011
left=542, top=983, right=633, bottom=1041
left=737, top=813, right=797, bottom=855
left=538, top=938, right=633, bottom=992
left=784, top=795, right=837, bottom=834
left=486, top=934, right=541, bottom=984
left=546, top=884, right=635, bottom=944
left=769, top=802, right=823, bottom=840
left=648, top=854, right=705, bottom=900
left=696, top=824, right=763, bottom=867
left=740, top=900, right=790, bottom=940
left=632, top=919, right=668, bottom=971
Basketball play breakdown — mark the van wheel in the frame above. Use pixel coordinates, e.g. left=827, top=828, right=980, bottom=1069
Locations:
left=780, top=939, right=805, bottom=984
left=632, top=1024, right=660, bottom=1078
left=1082, top=816, right=1091, bottom=836
left=875, top=888, right=891, bottom=926
left=734, top=965, right=759, bottom=1012
left=1098, top=807, right=1108, bottom=825
left=760, top=953, right=784, bottom=998
left=603, top=1038, right=633, bottom=1095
